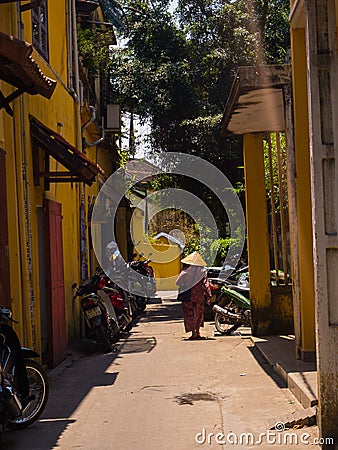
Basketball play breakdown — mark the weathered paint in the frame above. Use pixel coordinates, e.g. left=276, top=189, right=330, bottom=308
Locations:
left=243, top=134, right=272, bottom=335
left=290, top=26, right=316, bottom=358
left=270, top=285, right=294, bottom=335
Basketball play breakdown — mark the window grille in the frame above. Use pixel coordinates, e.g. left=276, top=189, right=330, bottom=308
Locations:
left=32, top=0, right=49, bottom=61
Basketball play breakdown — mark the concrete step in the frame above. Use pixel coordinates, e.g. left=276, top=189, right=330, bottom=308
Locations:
left=251, top=335, right=318, bottom=409
left=267, top=406, right=317, bottom=430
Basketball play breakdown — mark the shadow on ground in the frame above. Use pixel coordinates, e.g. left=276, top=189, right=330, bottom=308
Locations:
left=248, top=345, right=287, bottom=389
left=2, top=300, right=183, bottom=449
left=141, top=301, right=183, bottom=324
left=118, top=336, right=157, bottom=354
left=3, top=349, right=120, bottom=450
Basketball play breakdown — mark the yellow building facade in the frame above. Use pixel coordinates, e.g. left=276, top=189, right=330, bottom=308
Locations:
left=0, top=1, right=125, bottom=367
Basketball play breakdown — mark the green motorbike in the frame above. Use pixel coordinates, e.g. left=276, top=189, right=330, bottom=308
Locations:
left=212, top=285, right=251, bottom=335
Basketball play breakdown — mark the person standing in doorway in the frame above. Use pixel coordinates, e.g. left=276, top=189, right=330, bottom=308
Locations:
left=176, top=252, right=211, bottom=340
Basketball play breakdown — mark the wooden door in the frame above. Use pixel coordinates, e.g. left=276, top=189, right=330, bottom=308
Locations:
left=0, top=149, right=10, bottom=308
left=44, top=199, right=67, bottom=367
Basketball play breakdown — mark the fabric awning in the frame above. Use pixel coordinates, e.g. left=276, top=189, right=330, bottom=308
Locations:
left=30, top=117, right=104, bottom=187
left=0, top=32, right=56, bottom=115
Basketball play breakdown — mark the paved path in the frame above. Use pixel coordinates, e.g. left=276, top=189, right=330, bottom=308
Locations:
left=4, top=299, right=320, bottom=449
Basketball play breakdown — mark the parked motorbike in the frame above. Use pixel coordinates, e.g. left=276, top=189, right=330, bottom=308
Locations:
left=212, top=286, right=251, bottom=335
left=98, top=273, right=134, bottom=333
left=0, top=306, right=49, bottom=435
left=129, top=254, right=157, bottom=309
left=106, top=253, right=142, bottom=321
left=108, top=249, right=151, bottom=314
left=205, top=264, right=249, bottom=321
left=72, top=275, right=119, bottom=352
left=131, top=260, right=156, bottom=295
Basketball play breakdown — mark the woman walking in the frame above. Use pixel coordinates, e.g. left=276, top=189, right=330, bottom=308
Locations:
left=176, top=251, right=211, bottom=340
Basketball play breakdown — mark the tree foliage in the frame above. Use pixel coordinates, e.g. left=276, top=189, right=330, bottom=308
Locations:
left=78, top=0, right=290, bottom=256
left=78, top=0, right=290, bottom=160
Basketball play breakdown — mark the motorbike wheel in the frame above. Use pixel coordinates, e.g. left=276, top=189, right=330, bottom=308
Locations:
left=124, top=322, right=133, bottom=332
left=95, top=324, right=114, bottom=353
left=109, top=319, right=121, bottom=343
left=139, top=297, right=147, bottom=311
left=214, top=313, right=239, bottom=335
left=134, top=295, right=146, bottom=312
left=7, top=359, right=49, bottom=430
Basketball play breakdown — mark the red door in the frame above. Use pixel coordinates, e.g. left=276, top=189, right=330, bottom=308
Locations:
left=0, top=149, right=10, bottom=308
left=45, top=199, right=67, bottom=367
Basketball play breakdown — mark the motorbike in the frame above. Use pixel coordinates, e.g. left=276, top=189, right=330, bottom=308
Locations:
left=132, top=260, right=156, bottom=295
left=0, top=306, right=49, bottom=435
left=129, top=255, right=157, bottom=309
left=205, top=265, right=249, bottom=321
left=212, top=286, right=251, bottom=335
left=98, top=273, right=134, bottom=333
left=106, top=253, right=141, bottom=321
left=72, top=274, right=120, bottom=352
left=108, top=250, right=150, bottom=314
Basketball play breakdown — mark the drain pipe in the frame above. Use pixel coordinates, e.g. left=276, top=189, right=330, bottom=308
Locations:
left=71, top=0, right=88, bottom=282
left=81, top=105, right=96, bottom=133
left=14, top=2, right=36, bottom=348
left=80, top=105, right=104, bottom=280
left=82, top=106, right=105, bottom=148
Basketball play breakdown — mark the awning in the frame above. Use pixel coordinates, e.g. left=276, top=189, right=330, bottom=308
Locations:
left=0, top=31, right=56, bottom=116
left=30, top=117, right=104, bottom=188
left=221, top=65, right=291, bottom=135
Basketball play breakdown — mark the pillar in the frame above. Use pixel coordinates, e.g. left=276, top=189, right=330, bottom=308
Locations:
left=243, top=133, right=272, bottom=335
left=290, top=27, right=316, bottom=360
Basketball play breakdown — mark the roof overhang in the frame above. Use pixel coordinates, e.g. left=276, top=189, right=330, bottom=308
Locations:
left=221, top=65, right=291, bottom=136
left=30, top=117, right=104, bottom=188
left=0, top=32, right=56, bottom=115
left=76, top=0, right=100, bottom=13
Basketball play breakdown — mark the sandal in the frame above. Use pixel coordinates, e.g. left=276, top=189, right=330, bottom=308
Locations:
left=188, top=334, right=198, bottom=340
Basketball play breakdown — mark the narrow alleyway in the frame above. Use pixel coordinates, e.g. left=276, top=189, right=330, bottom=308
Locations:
left=4, top=298, right=319, bottom=450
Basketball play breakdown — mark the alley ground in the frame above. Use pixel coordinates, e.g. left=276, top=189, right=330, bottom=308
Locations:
left=4, top=297, right=320, bottom=450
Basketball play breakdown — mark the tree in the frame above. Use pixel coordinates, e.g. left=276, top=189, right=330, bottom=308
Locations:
left=80, top=0, right=290, bottom=161
left=97, top=0, right=290, bottom=257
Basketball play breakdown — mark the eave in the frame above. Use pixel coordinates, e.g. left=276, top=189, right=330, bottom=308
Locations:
left=0, top=31, right=56, bottom=115
left=221, top=65, right=291, bottom=136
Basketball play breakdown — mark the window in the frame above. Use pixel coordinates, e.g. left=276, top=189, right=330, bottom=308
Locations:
left=32, top=0, right=49, bottom=61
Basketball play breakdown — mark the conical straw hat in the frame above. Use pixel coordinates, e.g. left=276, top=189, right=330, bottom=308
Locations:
left=181, top=251, right=207, bottom=267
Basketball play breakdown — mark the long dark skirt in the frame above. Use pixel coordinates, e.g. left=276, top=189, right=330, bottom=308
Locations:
left=182, top=300, right=204, bottom=332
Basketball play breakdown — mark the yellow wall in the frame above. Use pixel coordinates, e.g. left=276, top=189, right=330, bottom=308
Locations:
left=290, top=27, right=316, bottom=356
left=0, top=3, right=121, bottom=356
left=130, top=205, right=182, bottom=289
left=134, top=242, right=181, bottom=290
